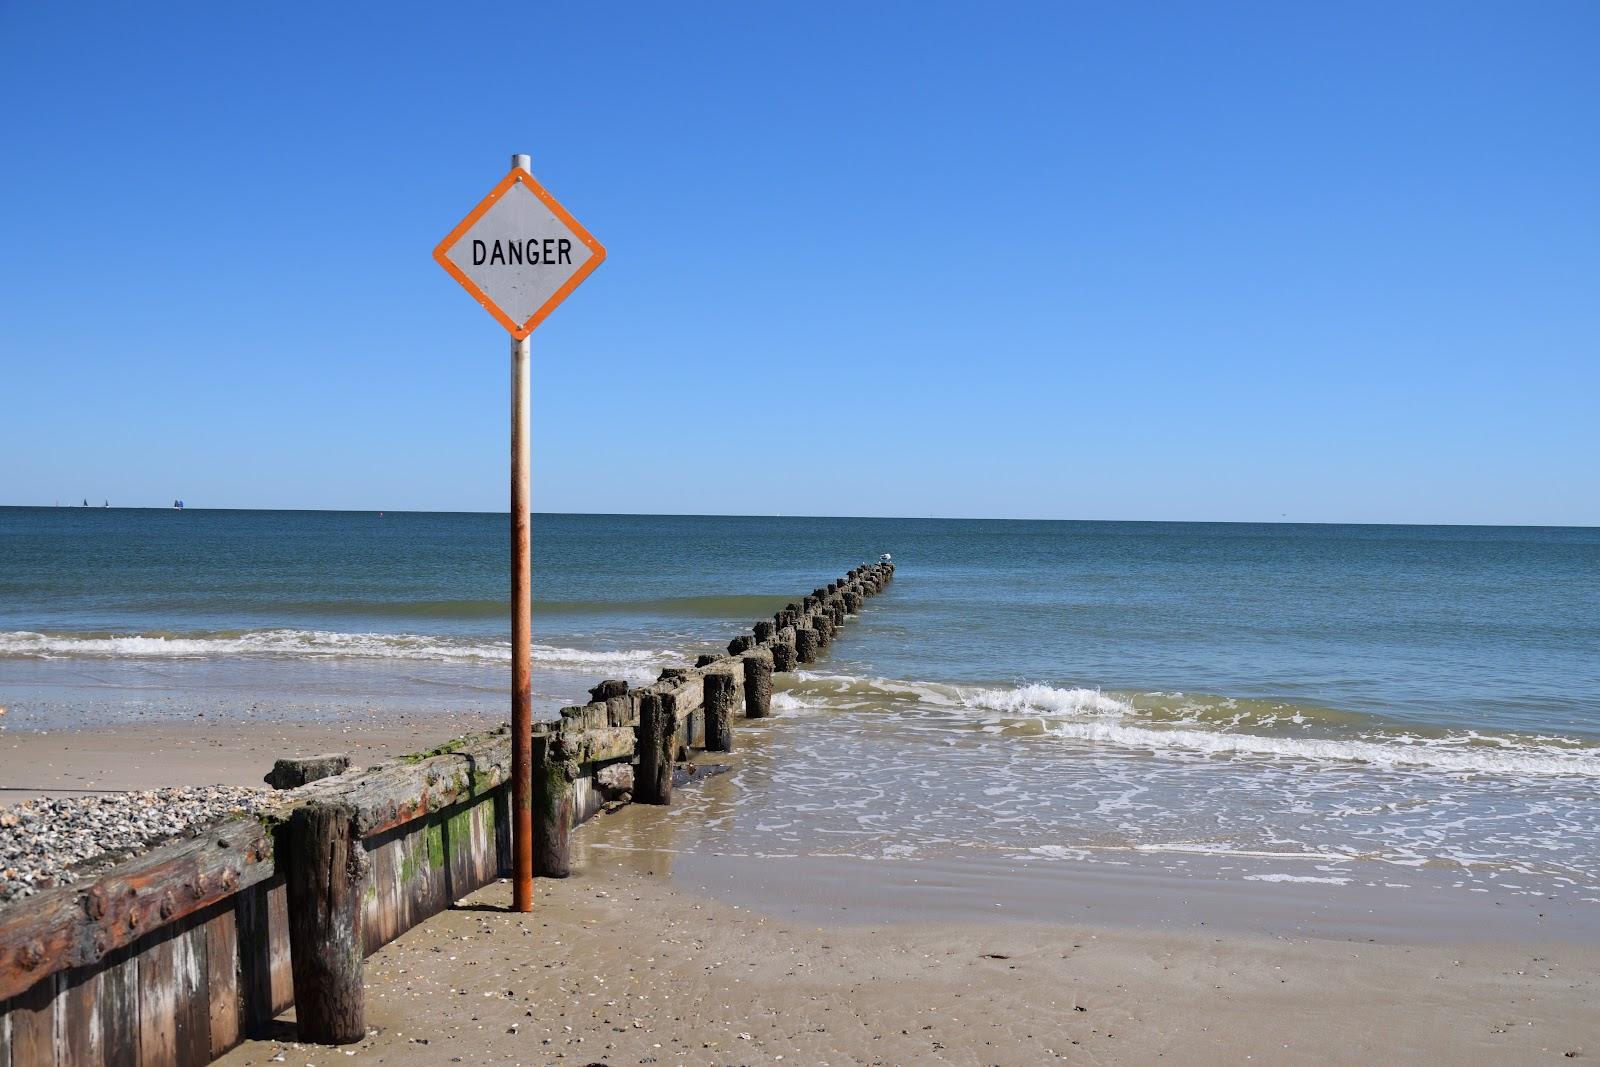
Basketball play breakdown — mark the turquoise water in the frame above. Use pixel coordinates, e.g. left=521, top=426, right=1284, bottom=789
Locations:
left=3, top=508, right=1598, bottom=903
left=4, top=509, right=1597, bottom=733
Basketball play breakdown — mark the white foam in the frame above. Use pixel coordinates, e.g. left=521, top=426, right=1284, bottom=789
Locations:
left=926, top=680, right=1600, bottom=779
left=1026, top=844, right=1091, bottom=861
left=1244, top=873, right=1352, bottom=885
left=1129, top=843, right=1351, bottom=861
left=0, top=629, right=674, bottom=672
left=959, top=683, right=1132, bottom=718
left=1042, top=717, right=1600, bottom=779
left=530, top=644, right=673, bottom=667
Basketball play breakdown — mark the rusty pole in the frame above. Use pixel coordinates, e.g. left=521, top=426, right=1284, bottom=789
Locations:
left=509, top=154, right=535, bottom=912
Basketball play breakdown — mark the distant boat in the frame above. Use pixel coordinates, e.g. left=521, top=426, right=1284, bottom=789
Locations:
left=82, top=499, right=88, bottom=507
left=173, top=499, right=185, bottom=510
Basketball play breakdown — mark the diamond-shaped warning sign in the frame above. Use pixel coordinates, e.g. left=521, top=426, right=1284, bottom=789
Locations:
left=434, top=167, right=606, bottom=339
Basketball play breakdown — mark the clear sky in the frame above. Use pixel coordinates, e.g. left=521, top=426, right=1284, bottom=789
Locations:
left=1, top=2, right=1595, bottom=524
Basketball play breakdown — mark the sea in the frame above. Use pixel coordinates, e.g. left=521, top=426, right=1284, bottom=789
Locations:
left=3, top=507, right=1598, bottom=918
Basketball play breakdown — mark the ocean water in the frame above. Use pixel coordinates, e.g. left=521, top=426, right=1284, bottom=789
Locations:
left=3, top=508, right=1598, bottom=906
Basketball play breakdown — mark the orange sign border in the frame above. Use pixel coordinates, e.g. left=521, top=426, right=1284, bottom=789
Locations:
left=433, top=167, right=607, bottom=340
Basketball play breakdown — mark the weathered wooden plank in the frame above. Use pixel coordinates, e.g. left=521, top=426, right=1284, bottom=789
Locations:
left=98, top=947, right=137, bottom=1067
left=396, top=826, right=432, bottom=935
left=234, top=883, right=272, bottom=1033
left=0, top=816, right=273, bottom=1003
left=203, top=906, right=239, bottom=1057
left=136, top=935, right=177, bottom=1067
left=365, top=838, right=399, bottom=953
left=555, top=726, right=636, bottom=765
left=265, top=881, right=292, bottom=1015
left=357, top=843, right=381, bottom=958
left=469, top=802, right=497, bottom=890
left=295, top=732, right=513, bottom=839
left=173, top=921, right=209, bottom=1067
left=5, top=972, right=57, bottom=1067
left=493, top=789, right=512, bottom=877
left=55, top=966, right=101, bottom=1067
left=557, top=703, right=608, bottom=734
left=443, top=802, right=475, bottom=903
left=389, top=834, right=412, bottom=945
left=373, top=839, right=398, bottom=951
left=410, top=819, right=448, bottom=933
left=0, top=890, right=82, bottom=1012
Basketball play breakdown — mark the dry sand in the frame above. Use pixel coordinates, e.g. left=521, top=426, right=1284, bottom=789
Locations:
left=209, top=847, right=1596, bottom=1066
left=0, top=713, right=502, bottom=798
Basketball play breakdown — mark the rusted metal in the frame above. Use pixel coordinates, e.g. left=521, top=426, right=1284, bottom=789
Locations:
left=509, top=160, right=535, bottom=913
left=0, top=817, right=274, bottom=1003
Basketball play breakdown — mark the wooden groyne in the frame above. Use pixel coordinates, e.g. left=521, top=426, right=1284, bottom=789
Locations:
left=0, top=560, right=893, bottom=1066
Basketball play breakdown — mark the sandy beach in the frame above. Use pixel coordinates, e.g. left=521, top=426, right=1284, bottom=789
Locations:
left=6, top=716, right=1595, bottom=1065
left=0, top=711, right=503, bottom=799
left=204, top=837, right=1594, bottom=1066
left=6, top=2, right=1598, bottom=1060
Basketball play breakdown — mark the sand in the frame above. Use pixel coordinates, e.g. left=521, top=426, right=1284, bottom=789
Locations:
left=206, top=850, right=1596, bottom=1066
left=0, top=712, right=502, bottom=798
left=8, top=719, right=1596, bottom=1064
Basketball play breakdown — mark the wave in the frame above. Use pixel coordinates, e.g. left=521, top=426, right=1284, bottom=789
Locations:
left=0, top=629, right=675, bottom=671
left=786, top=673, right=1600, bottom=779
left=1036, top=714, right=1600, bottom=778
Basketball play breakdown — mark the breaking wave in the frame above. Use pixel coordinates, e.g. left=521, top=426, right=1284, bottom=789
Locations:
left=785, top=673, right=1600, bottom=779
left=0, top=629, right=675, bottom=672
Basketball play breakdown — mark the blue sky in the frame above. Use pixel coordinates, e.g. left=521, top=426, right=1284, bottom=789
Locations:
left=1, top=2, right=1595, bottom=524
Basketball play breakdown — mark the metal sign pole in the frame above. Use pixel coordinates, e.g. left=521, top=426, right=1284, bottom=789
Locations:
left=509, top=152, right=535, bottom=913
left=435, top=151, right=604, bottom=915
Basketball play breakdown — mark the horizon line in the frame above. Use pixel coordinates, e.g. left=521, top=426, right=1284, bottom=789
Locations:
left=0, top=503, right=1593, bottom=531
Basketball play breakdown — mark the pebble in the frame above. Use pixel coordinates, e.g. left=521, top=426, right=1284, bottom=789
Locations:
left=0, top=786, right=269, bottom=906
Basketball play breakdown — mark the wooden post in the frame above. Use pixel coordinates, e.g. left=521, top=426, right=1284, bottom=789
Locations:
left=589, top=679, right=631, bottom=726
left=771, top=640, right=797, bottom=672
left=753, top=619, right=775, bottom=643
left=636, top=692, right=674, bottom=804
left=264, top=753, right=350, bottom=789
left=703, top=671, right=736, bottom=751
left=795, top=627, right=820, bottom=664
left=532, top=735, right=573, bottom=877
left=285, top=803, right=367, bottom=1044
left=743, top=652, right=773, bottom=718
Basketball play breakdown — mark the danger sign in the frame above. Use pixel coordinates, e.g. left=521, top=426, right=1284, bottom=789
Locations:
left=434, top=166, right=606, bottom=339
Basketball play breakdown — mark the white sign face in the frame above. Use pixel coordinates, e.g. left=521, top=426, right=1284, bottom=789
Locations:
left=434, top=169, right=606, bottom=339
